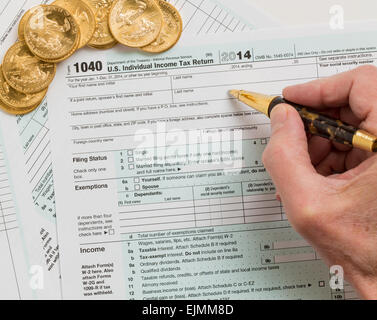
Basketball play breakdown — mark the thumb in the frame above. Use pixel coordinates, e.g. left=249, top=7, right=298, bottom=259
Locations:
left=263, top=104, right=319, bottom=203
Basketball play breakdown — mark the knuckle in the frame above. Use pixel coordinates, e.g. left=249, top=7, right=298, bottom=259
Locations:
left=293, top=194, right=341, bottom=233
left=300, top=203, right=320, bottom=223
left=294, top=201, right=324, bottom=231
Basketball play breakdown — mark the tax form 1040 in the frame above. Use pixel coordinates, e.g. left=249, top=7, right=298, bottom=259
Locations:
left=0, top=0, right=277, bottom=300
left=46, top=23, right=377, bottom=299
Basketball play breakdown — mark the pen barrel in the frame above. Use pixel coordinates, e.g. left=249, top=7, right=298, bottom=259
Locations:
left=269, top=97, right=356, bottom=147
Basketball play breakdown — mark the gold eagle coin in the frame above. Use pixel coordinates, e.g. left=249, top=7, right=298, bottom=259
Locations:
left=32, top=30, right=81, bottom=63
left=141, top=0, right=182, bottom=53
left=109, top=0, right=163, bottom=48
left=88, top=40, right=118, bottom=50
left=2, top=41, right=56, bottom=94
left=24, top=5, right=80, bottom=62
left=0, top=65, right=47, bottom=109
left=18, top=7, right=39, bottom=40
left=83, top=0, right=117, bottom=47
left=0, top=97, right=42, bottom=115
left=52, top=0, right=96, bottom=48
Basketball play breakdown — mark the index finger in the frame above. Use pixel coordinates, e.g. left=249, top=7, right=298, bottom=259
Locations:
left=283, top=65, right=377, bottom=135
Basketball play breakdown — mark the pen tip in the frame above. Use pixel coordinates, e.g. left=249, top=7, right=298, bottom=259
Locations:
left=229, top=90, right=240, bottom=99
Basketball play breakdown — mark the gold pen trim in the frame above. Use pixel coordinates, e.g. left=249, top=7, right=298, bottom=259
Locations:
left=352, top=130, right=377, bottom=152
left=229, top=90, right=277, bottom=116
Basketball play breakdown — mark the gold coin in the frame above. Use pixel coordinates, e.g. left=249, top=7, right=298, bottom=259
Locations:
left=18, top=7, right=39, bottom=40
left=24, top=5, right=80, bottom=62
left=32, top=29, right=81, bottom=63
left=88, top=40, right=118, bottom=50
left=141, top=0, right=182, bottom=53
left=84, top=0, right=117, bottom=47
left=0, top=65, right=47, bottom=109
left=0, top=97, right=41, bottom=115
left=109, top=0, right=163, bottom=48
left=28, top=17, right=81, bottom=63
left=2, top=41, right=56, bottom=94
left=52, top=0, right=96, bottom=48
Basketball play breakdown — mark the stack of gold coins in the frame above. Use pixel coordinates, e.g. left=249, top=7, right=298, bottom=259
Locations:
left=0, top=0, right=183, bottom=115
left=1, top=3, right=84, bottom=115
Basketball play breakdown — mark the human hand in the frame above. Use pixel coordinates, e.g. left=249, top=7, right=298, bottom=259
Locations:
left=262, top=65, right=377, bottom=299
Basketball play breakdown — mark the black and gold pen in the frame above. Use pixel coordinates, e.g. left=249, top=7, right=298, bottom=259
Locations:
left=229, top=90, right=377, bottom=153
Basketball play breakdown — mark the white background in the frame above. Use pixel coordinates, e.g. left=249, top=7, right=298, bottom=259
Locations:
left=248, top=0, right=377, bottom=25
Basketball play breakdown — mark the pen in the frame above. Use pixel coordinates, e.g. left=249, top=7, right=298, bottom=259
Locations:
left=229, top=90, right=377, bottom=153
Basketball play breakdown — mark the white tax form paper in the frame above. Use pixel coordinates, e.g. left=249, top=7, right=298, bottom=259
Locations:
left=0, top=113, right=61, bottom=299
left=0, top=0, right=61, bottom=299
left=0, top=0, right=273, bottom=300
left=48, top=23, right=376, bottom=299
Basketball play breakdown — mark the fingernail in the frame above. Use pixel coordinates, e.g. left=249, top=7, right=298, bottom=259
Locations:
left=270, top=104, right=288, bottom=135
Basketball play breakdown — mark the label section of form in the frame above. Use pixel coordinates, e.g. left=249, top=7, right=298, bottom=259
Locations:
left=0, top=112, right=61, bottom=299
